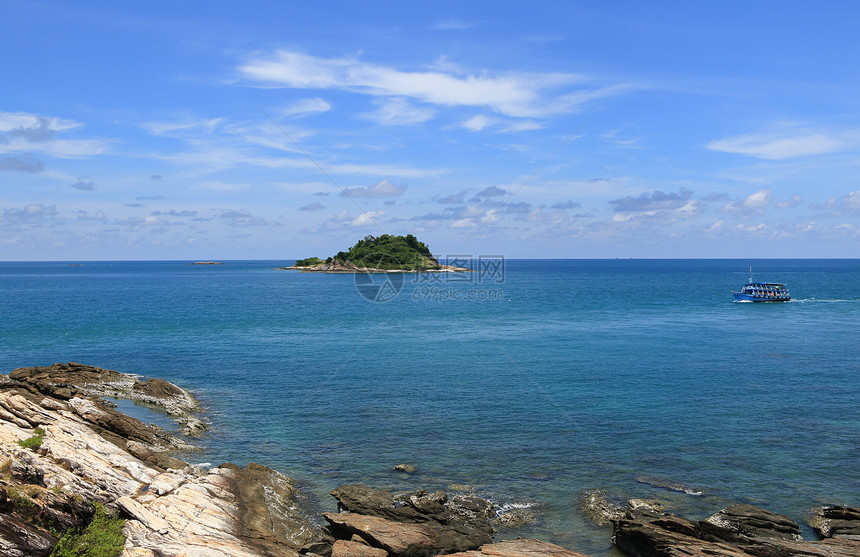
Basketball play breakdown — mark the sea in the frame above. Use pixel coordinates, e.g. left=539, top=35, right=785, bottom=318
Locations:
left=1, top=259, right=858, bottom=555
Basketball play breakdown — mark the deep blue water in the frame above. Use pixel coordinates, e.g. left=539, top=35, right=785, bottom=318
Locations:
left=1, top=259, right=858, bottom=554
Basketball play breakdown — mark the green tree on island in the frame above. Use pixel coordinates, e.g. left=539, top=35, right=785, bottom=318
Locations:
left=294, top=234, right=441, bottom=270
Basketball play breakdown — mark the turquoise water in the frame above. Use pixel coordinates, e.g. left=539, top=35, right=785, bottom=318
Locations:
left=1, top=259, right=858, bottom=554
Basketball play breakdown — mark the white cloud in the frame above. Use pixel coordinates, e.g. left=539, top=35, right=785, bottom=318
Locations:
left=219, top=209, right=280, bottom=227
left=239, top=50, right=622, bottom=118
left=743, top=189, right=771, bottom=208
left=1, top=203, right=59, bottom=226
left=350, top=211, right=383, bottom=227
left=846, top=190, right=860, bottom=210
left=142, top=117, right=224, bottom=135
left=280, top=98, right=331, bottom=118
left=0, top=112, right=81, bottom=134
left=707, top=128, right=860, bottom=159
left=340, top=178, right=406, bottom=198
left=317, top=210, right=384, bottom=230
left=361, top=98, right=434, bottom=125
left=461, top=114, right=493, bottom=132
left=720, top=189, right=773, bottom=216
left=0, top=111, right=107, bottom=158
left=459, top=114, right=543, bottom=133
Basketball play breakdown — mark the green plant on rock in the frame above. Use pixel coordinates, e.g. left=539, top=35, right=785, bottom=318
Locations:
left=51, top=503, right=125, bottom=557
left=18, top=427, right=46, bottom=450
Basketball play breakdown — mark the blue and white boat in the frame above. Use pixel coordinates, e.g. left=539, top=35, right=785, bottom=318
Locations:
left=732, top=268, right=790, bottom=302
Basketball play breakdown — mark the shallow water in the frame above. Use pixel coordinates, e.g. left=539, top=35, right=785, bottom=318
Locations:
left=1, top=259, right=858, bottom=554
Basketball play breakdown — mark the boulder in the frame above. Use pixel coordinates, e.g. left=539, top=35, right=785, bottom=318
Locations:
left=324, top=512, right=473, bottom=557
left=325, top=485, right=495, bottom=557
left=703, top=504, right=803, bottom=542
left=612, top=507, right=860, bottom=557
left=810, top=506, right=860, bottom=540
left=331, top=485, right=494, bottom=535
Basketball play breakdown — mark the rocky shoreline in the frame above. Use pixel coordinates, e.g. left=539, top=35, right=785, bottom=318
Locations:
left=1, top=363, right=858, bottom=557
left=276, top=261, right=471, bottom=273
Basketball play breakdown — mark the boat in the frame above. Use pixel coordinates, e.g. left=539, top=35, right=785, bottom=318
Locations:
left=732, top=267, right=790, bottom=302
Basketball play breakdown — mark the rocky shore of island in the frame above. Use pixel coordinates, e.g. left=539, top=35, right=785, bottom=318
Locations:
left=1, top=363, right=858, bottom=557
left=276, top=260, right=472, bottom=273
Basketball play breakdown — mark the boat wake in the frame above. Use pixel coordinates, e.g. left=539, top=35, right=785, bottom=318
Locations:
left=789, top=298, right=859, bottom=303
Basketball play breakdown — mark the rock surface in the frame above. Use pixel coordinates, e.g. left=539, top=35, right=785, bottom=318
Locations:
left=703, top=504, right=802, bottom=541
left=612, top=506, right=860, bottom=557
left=810, top=506, right=860, bottom=540
left=445, top=538, right=591, bottom=557
left=321, top=485, right=495, bottom=557
left=1, top=363, right=320, bottom=557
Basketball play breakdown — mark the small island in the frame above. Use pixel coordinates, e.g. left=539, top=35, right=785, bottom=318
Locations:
left=279, top=234, right=471, bottom=273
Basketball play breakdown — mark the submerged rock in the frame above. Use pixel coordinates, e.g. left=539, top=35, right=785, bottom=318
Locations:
left=579, top=489, right=625, bottom=526
left=492, top=504, right=537, bottom=528
left=634, top=476, right=706, bottom=496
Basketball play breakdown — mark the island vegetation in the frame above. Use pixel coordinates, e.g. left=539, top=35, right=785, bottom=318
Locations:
left=285, top=234, right=469, bottom=272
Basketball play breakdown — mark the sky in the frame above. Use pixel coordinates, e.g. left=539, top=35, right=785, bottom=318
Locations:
left=2, top=1, right=859, bottom=260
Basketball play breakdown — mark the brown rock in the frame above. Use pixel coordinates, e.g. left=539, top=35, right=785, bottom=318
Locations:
left=612, top=507, right=860, bottom=557
left=0, top=513, right=58, bottom=557
left=333, top=539, right=390, bottom=557
left=613, top=508, right=745, bottom=557
left=810, top=506, right=860, bottom=540
left=703, top=504, right=802, bottom=541
left=323, top=513, right=441, bottom=557
left=329, top=485, right=494, bottom=553
left=222, top=462, right=320, bottom=552
left=133, top=377, right=184, bottom=398
left=446, top=538, right=592, bottom=557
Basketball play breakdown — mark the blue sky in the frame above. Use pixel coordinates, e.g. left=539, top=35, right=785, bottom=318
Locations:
left=2, top=1, right=859, bottom=260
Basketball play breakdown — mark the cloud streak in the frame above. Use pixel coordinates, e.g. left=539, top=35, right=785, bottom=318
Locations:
left=708, top=127, right=860, bottom=159
left=239, top=50, right=625, bottom=118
